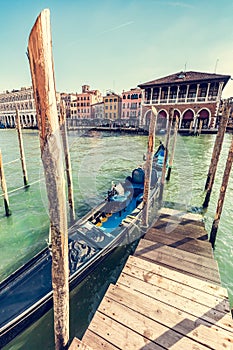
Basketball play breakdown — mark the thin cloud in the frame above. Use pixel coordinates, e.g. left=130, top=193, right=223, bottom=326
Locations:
left=100, top=21, right=134, bottom=35
left=155, top=1, right=194, bottom=9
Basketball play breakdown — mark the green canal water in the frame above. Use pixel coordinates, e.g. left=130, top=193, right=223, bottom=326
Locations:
left=0, top=129, right=232, bottom=349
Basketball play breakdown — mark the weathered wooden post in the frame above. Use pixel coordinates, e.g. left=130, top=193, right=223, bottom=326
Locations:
left=166, top=115, right=179, bottom=181
left=16, top=109, right=29, bottom=188
left=158, top=108, right=173, bottom=205
left=209, top=135, right=233, bottom=248
left=28, top=9, right=69, bottom=350
left=59, top=101, right=75, bottom=225
left=142, top=106, right=157, bottom=227
left=203, top=102, right=230, bottom=208
left=0, top=149, right=11, bottom=216
left=198, top=119, right=203, bottom=135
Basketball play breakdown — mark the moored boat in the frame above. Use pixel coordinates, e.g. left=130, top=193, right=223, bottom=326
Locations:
left=0, top=154, right=163, bottom=348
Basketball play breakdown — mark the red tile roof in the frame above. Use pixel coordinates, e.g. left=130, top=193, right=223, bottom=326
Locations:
left=138, top=71, right=231, bottom=88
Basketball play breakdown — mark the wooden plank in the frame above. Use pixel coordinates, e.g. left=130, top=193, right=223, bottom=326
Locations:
left=118, top=271, right=229, bottom=318
left=158, top=208, right=203, bottom=222
left=106, top=283, right=233, bottom=334
left=134, top=239, right=220, bottom=284
left=83, top=330, right=118, bottom=350
left=144, top=229, right=213, bottom=258
left=127, top=255, right=228, bottom=299
left=120, top=262, right=229, bottom=313
left=137, top=238, right=218, bottom=270
left=88, top=310, right=163, bottom=349
left=159, top=215, right=205, bottom=228
left=98, top=295, right=232, bottom=350
left=69, top=337, right=94, bottom=350
left=151, top=220, right=208, bottom=240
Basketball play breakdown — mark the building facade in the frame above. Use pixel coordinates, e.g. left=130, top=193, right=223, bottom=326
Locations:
left=70, top=85, right=103, bottom=120
left=0, top=87, right=37, bottom=128
left=121, top=88, right=142, bottom=126
left=138, top=71, right=230, bottom=130
left=91, top=102, right=105, bottom=120
left=103, top=91, right=122, bottom=122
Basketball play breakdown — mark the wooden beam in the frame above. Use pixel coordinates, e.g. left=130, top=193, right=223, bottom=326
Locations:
left=59, top=101, right=75, bottom=225
left=158, top=108, right=173, bottom=204
left=209, top=134, right=233, bottom=248
left=27, top=9, right=69, bottom=350
left=142, top=106, right=157, bottom=227
left=203, top=102, right=229, bottom=208
left=0, top=149, right=11, bottom=216
left=16, top=109, right=29, bottom=188
left=166, top=115, right=179, bottom=181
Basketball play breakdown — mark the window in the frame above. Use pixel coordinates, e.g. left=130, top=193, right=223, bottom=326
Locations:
left=123, top=95, right=126, bottom=99
left=114, top=98, right=117, bottom=102
left=105, top=99, right=108, bottom=102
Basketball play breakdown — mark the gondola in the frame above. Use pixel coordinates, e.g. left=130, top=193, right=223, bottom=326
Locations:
left=0, top=152, right=164, bottom=348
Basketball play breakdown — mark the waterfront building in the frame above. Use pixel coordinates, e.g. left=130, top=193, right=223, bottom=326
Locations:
left=138, top=71, right=230, bottom=130
left=103, top=91, right=122, bottom=123
left=121, top=88, right=142, bottom=126
left=91, top=102, right=105, bottom=120
left=60, top=92, right=77, bottom=118
left=70, top=85, right=103, bottom=120
left=0, top=87, right=37, bottom=128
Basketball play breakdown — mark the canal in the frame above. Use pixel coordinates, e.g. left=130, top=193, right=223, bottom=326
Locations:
left=0, top=129, right=232, bottom=349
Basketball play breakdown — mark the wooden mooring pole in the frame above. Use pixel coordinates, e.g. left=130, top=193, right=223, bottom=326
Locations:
left=0, top=149, right=11, bottom=216
left=16, top=109, right=29, bottom=188
left=59, top=101, right=75, bottom=225
left=209, top=135, right=233, bottom=248
left=28, top=9, right=69, bottom=350
left=166, top=115, right=179, bottom=181
left=142, top=106, right=157, bottom=227
left=203, top=102, right=230, bottom=209
left=158, top=108, right=173, bottom=205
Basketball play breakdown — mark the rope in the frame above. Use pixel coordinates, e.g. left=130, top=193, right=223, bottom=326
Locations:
left=3, top=158, right=20, bottom=166
left=0, top=178, right=44, bottom=197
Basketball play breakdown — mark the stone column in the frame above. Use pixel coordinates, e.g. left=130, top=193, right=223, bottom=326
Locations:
left=195, top=84, right=200, bottom=102
left=158, top=87, right=162, bottom=104
left=185, top=85, right=189, bottom=102
left=176, top=85, right=180, bottom=103
left=206, top=83, right=211, bottom=102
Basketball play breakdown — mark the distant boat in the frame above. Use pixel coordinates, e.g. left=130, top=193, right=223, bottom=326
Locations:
left=0, top=150, right=164, bottom=348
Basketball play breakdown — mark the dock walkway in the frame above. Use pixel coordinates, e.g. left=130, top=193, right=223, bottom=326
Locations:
left=70, top=207, right=233, bottom=350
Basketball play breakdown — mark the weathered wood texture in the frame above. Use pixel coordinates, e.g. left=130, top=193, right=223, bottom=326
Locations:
left=73, top=207, right=233, bottom=350
left=68, top=337, right=94, bottom=350
left=203, top=102, right=230, bottom=207
left=28, top=9, right=69, bottom=350
left=166, top=115, right=179, bottom=181
left=158, top=108, right=173, bottom=203
left=0, top=149, right=11, bottom=216
left=59, top=101, right=75, bottom=224
left=209, top=133, right=233, bottom=248
left=16, top=109, right=29, bottom=187
left=142, top=106, right=157, bottom=227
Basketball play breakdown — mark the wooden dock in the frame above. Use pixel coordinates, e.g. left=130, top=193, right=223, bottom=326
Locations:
left=69, top=207, right=233, bottom=350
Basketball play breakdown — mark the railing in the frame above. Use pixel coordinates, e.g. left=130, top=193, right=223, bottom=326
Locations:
left=143, top=96, right=218, bottom=105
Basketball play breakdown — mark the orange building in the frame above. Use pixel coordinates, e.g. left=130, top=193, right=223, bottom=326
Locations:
left=70, top=85, right=102, bottom=119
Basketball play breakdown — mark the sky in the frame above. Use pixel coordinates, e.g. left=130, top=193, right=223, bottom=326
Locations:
left=0, top=0, right=233, bottom=97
